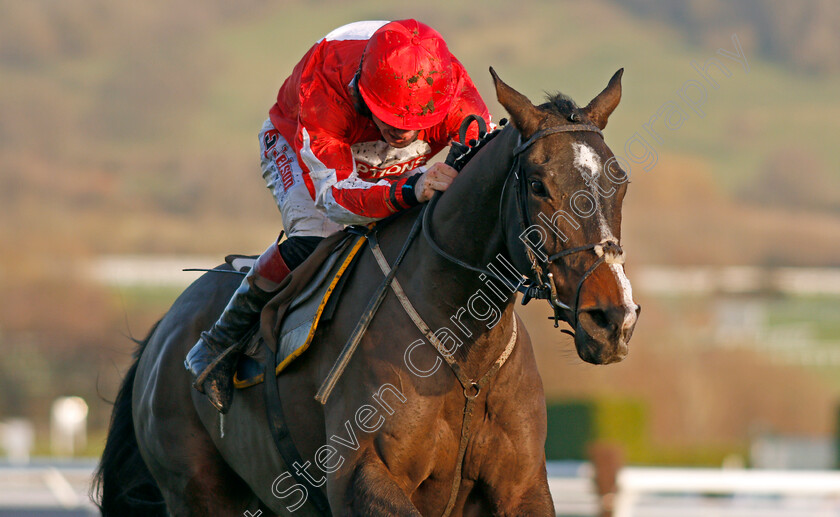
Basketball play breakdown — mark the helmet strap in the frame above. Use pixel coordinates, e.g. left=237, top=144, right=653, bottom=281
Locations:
left=349, top=62, right=371, bottom=118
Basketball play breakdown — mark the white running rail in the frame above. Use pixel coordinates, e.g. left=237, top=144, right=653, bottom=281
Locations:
left=614, top=467, right=840, bottom=517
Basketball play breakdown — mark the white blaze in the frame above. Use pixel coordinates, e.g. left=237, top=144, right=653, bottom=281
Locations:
left=572, top=142, right=614, bottom=241
left=572, top=142, right=636, bottom=329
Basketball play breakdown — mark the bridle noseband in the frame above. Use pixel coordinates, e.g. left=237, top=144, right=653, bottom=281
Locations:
left=424, top=119, right=625, bottom=334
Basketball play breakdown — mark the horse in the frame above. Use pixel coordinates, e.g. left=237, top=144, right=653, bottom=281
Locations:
left=95, top=68, right=638, bottom=516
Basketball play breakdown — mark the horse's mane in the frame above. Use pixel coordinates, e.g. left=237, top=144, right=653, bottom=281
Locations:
left=447, top=123, right=508, bottom=172
left=541, top=92, right=580, bottom=120
left=449, top=90, right=579, bottom=172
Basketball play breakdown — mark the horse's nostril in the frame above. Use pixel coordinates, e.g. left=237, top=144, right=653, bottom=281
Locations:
left=581, top=307, right=612, bottom=330
left=580, top=305, right=635, bottom=339
left=581, top=307, right=615, bottom=329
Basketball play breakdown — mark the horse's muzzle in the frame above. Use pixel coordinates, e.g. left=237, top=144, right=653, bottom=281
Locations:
left=573, top=303, right=639, bottom=364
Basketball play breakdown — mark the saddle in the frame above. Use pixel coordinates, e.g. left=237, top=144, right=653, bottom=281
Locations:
left=228, top=230, right=365, bottom=389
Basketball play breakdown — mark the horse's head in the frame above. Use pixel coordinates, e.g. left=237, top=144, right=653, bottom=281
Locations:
left=492, top=68, right=639, bottom=364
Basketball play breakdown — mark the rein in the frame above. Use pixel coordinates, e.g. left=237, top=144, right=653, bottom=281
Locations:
left=424, top=119, right=625, bottom=333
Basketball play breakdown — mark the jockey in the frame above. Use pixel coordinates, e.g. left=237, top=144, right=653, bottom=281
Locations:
left=185, top=19, right=492, bottom=413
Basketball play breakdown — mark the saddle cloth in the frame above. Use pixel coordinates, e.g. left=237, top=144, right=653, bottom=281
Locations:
left=231, top=232, right=365, bottom=389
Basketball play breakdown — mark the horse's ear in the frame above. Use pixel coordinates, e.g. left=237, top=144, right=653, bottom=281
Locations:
left=490, top=67, right=542, bottom=137
left=582, top=68, right=623, bottom=130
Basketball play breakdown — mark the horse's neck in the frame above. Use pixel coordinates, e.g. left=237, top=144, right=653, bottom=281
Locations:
left=433, top=126, right=518, bottom=271
left=407, top=127, right=521, bottom=370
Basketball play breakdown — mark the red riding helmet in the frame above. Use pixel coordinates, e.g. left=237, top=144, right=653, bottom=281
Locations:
left=358, top=19, right=456, bottom=130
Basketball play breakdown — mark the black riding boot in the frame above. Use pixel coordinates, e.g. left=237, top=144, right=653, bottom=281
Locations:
left=184, top=268, right=276, bottom=413
left=185, top=238, right=293, bottom=413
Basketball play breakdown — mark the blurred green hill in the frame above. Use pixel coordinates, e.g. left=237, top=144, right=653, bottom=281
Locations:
left=2, top=0, right=839, bottom=262
left=617, top=0, right=840, bottom=74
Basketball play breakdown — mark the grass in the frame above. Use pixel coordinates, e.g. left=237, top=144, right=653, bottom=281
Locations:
left=109, top=285, right=185, bottom=313
left=765, top=296, right=840, bottom=341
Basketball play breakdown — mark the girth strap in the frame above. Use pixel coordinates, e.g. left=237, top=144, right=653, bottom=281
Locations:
left=368, top=240, right=519, bottom=517
left=263, top=360, right=331, bottom=514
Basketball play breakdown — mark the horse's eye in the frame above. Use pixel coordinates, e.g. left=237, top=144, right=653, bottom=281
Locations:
left=530, top=179, right=547, bottom=196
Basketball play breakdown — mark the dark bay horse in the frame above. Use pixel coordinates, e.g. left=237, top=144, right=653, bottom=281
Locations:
left=95, top=69, right=638, bottom=516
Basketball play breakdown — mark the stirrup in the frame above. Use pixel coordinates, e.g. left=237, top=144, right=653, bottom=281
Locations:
left=192, top=340, right=245, bottom=393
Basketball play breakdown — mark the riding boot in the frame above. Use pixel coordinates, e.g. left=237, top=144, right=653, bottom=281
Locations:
left=184, top=238, right=290, bottom=413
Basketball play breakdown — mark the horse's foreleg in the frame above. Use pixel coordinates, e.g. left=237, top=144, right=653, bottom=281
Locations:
left=486, top=468, right=554, bottom=517
left=339, top=454, right=421, bottom=517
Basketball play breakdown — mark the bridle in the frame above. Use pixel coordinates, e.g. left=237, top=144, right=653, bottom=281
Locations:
left=423, top=118, right=626, bottom=334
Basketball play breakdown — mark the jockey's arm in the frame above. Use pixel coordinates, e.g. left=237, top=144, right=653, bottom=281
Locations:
left=296, top=125, right=421, bottom=226
left=295, top=62, right=491, bottom=224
